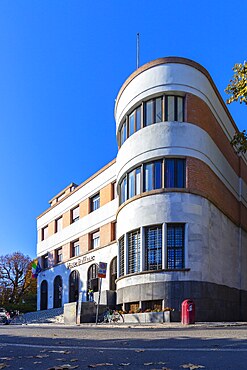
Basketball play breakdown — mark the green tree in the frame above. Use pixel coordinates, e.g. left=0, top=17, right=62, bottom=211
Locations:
left=225, top=61, right=247, bottom=154
left=0, top=252, right=36, bottom=311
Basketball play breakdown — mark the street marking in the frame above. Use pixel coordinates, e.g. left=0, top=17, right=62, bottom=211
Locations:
left=1, top=343, right=247, bottom=352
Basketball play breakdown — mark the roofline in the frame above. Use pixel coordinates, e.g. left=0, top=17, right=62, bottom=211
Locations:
left=115, top=56, right=239, bottom=133
left=37, top=158, right=116, bottom=220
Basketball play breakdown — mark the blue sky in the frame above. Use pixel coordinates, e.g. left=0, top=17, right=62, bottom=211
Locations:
left=0, top=0, right=246, bottom=259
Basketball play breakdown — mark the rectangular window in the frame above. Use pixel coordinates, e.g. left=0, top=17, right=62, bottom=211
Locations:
left=165, top=96, right=184, bottom=122
left=145, top=225, right=162, bottom=270
left=56, top=247, right=63, bottom=264
left=135, top=167, right=141, bottom=195
left=42, top=253, right=48, bottom=269
left=71, top=240, right=80, bottom=257
left=145, top=100, right=153, bottom=126
left=165, top=158, right=185, bottom=188
left=111, top=222, right=117, bottom=241
left=128, top=229, right=140, bottom=274
left=120, top=176, right=127, bottom=204
left=55, top=217, right=63, bottom=233
left=144, top=97, right=163, bottom=126
left=136, top=106, right=141, bottom=131
left=71, top=206, right=79, bottom=223
left=128, top=169, right=135, bottom=198
left=91, top=230, right=100, bottom=249
left=42, top=226, right=48, bottom=241
left=90, top=193, right=100, bottom=212
left=167, top=224, right=185, bottom=269
left=111, top=181, right=116, bottom=199
left=129, top=111, right=135, bottom=136
left=144, top=161, right=162, bottom=192
left=120, top=120, right=127, bottom=146
left=119, top=236, right=125, bottom=277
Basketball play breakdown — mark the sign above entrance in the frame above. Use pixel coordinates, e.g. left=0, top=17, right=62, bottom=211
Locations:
left=98, top=262, right=107, bottom=278
left=66, top=255, right=95, bottom=269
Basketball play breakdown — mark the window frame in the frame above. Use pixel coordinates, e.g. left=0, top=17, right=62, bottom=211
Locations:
left=55, top=216, right=63, bottom=233
left=71, top=206, right=79, bottom=223
left=55, top=247, right=63, bottom=264
left=166, top=223, right=185, bottom=270
left=91, top=230, right=100, bottom=249
left=90, top=193, right=100, bottom=212
left=71, top=240, right=80, bottom=258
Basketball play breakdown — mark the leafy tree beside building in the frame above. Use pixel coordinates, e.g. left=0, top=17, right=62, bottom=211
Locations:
left=225, top=61, right=247, bottom=153
left=0, top=252, right=37, bottom=312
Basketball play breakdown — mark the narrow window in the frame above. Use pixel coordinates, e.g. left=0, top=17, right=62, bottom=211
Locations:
left=120, top=176, right=127, bottom=204
left=55, top=217, right=63, bottom=233
left=119, top=236, right=125, bottom=277
left=71, top=206, right=79, bottom=223
left=42, top=226, right=48, bottom=241
left=90, top=193, right=100, bottom=212
left=120, top=120, right=127, bottom=146
left=145, top=100, right=153, bottom=126
left=71, top=240, right=80, bottom=257
left=129, top=111, right=135, bottom=137
left=165, top=158, right=185, bottom=188
left=144, top=161, right=162, bottom=192
left=155, top=97, right=162, bottom=122
left=91, top=230, right=100, bottom=249
left=135, top=167, right=141, bottom=195
left=56, top=247, right=63, bottom=264
left=167, top=96, right=175, bottom=121
left=128, top=229, right=141, bottom=274
left=136, top=106, right=141, bottom=131
left=167, top=224, right=185, bottom=269
left=145, top=226, right=162, bottom=271
left=128, top=169, right=135, bottom=198
left=42, top=253, right=49, bottom=269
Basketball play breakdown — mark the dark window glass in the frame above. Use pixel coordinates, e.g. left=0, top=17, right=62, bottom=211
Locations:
left=165, top=159, right=185, bottom=188
left=167, top=224, right=185, bottom=269
left=129, top=112, right=135, bottom=136
left=120, top=121, right=127, bottom=145
left=136, top=106, right=141, bottom=131
left=165, top=96, right=184, bottom=122
left=145, top=100, right=153, bottom=126
left=155, top=98, right=162, bottom=122
left=128, top=169, right=135, bottom=198
left=120, top=176, right=127, bottom=204
left=177, top=96, right=184, bottom=121
left=144, top=163, right=153, bottom=192
left=110, top=257, right=117, bottom=291
left=128, top=229, right=140, bottom=274
left=154, top=161, right=162, bottom=189
left=119, top=237, right=125, bottom=277
left=145, top=226, right=162, bottom=270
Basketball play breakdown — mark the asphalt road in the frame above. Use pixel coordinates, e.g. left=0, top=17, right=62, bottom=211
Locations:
left=0, top=323, right=247, bottom=369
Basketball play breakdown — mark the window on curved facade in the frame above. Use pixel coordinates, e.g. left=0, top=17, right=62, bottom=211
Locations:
left=145, top=225, right=162, bottom=271
left=165, top=96, right=184, bottom=122
left=119, top=95, right=184, bottom=147
left=119, top=158, right=185, bottom=206
left=128, top=229, right=140, bottom=274
left=167, top=224, right=185, bottom=269
left=119, top=236, right=125, bottom=277
left=144, top=161, right=162, bottom=192
left=110, top=257, right=117, bottom=291
left=165, top=158, right=185, bottom=188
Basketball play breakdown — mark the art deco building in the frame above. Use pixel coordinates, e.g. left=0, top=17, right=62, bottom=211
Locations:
left=37, top=57, right=247, bottom=321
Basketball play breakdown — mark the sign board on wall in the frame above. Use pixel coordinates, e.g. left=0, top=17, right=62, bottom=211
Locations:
left=98, top=262, right=107, bottom=278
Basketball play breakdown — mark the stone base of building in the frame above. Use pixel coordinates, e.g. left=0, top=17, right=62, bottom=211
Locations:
left=117, top=281, right=247, bottom=322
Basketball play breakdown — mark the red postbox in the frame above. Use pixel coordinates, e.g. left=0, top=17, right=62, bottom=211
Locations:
left=181, top=299, right=195, bottom=324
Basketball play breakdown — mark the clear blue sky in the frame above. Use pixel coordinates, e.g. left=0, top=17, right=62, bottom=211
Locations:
left=0, top=0, right=246, bottom=259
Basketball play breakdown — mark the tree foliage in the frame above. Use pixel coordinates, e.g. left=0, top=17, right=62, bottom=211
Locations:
left=225, top=61, right=247, bottom=154
left=225, top=62, right=247, bottom=105
left=0, top=252, right=36, bottom=311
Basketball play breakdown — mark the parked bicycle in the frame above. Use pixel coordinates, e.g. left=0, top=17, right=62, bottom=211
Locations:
left=99, top=308, right=124, bottom=324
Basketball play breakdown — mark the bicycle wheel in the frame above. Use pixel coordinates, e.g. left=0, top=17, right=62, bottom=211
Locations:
left=112, top=311, right=124, bottom=323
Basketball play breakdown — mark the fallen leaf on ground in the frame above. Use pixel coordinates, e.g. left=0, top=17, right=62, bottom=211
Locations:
left=0, top=358, right=13, bottom=361
left=88, top=364, right=113, bottom=368
left=33, top=362, right=42, bottom=364
left=119, top=364, right=130, bottom=366
left=56, top=359, right=67, bottom=362
left=70, top=359, right=78, bottom=362
left=180, top=364, right=205, bottom=370
left=135, top=349, right=145, bottom=353
left=35, top=354, right=49, bottom=358
left=0, top=364, right=7, bottom=370
left=144, top=363, right=153, bottom=366
left=47, top=365, right=79, bottom=370
left=49, top=350, right=70, bottom=354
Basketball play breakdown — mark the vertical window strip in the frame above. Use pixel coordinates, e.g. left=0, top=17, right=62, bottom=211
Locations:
left=145, top=226, right=162, bottom=270
left=167, top=224, right=185, bottom=269
left=119, top=237, right=125, bottom=277
left=128, top=229, right=140, bottom=274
